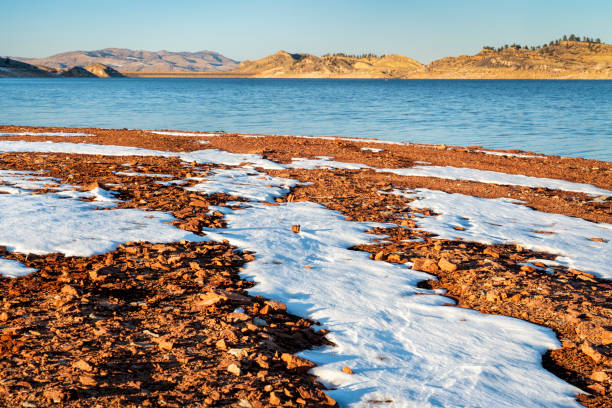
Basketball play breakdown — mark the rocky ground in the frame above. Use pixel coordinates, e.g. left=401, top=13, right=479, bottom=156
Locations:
left=0, top=125, right=610, bottom=407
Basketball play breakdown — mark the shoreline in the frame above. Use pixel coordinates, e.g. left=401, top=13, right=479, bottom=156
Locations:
left=0, top=126, right=610, bottom=407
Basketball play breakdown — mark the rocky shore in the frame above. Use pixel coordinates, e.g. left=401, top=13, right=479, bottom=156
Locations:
left=0, top=126, right=610, bottom=407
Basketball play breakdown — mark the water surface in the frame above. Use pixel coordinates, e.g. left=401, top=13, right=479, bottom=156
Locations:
left=1, top=78, right=610, bottom=160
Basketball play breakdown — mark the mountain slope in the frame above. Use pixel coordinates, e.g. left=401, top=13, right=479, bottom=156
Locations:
left=412, top=41, right=612, bottom=79
left=232, top=51, right=424, bottom=78
left=0, top=57, right=55, bottom=78
left=14, top=48, right=239, bottom=73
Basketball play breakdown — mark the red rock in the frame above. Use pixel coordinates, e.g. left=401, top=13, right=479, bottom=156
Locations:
left=386, top=254, right=402, bottom=263
left=580, top=342, right=604, bottom=363
left=43, top=389, right=66, bottom=403
left=265, top=300, right=286, bottom=312
left=438, top=258, right=458, bottom=272
left=291, top=225, right=301, bottom=233
left=342, top=366, right=354, bottom=374
left=590, top=370, right=609, bottom=382
left=281, top=353, right=316, bottom=372
left=227, top=363, right=241, bottom=376
left=269, top=392, right=281, bottom=405
left=79, top=375, right=97, bottom=386
left=61, top=285, right=78, bottom=297
left=412, top=258, right=439, bottom=273
left=216, top=339, right=228, bottom=350
left=73, top=359, right=93, bottom=372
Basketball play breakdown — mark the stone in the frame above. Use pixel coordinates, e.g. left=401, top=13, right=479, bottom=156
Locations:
left=73, top=359, right=93, bottom=372
left=227, top=363, right=241, bottom=376
left=216, top=339, right=228, bottom=350
left=253, top=317, right=268, bottom=327
left=438, top=257, right=458, bottom=272
left=281, top=353, right=316, bottom=372
left=43, top=389, right=65, bottom=403
left=386, top=254, right=402, bottom=263
left=581, top=342, right=603, bottom=363
left=79, top=375, right=98, bottom=386
left=227, top=348, right=249, bottom=360
left=411, top=258, right=439, bottom=273
left=269, top=392, right=281, bottom=405
left=265, top=300, right=286, bottom=311
left=61, top=285, right=79, bottom=297
left=590, top=370, right=609, bottom=382
left=0, top=312, right=8, bottom=322
left=291, top=224, right=301, bottom=233
left=342, top=366, right=354, bottom=374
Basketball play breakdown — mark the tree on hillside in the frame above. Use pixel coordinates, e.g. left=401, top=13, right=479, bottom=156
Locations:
left=563, top=35, right=568, bottom=41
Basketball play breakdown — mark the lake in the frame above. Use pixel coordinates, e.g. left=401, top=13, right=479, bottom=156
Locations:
left=1, top=78, right=610, bottom=160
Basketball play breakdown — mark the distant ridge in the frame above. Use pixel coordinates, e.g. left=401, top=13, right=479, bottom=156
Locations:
left=419, top=40, right=612, bottom=79
left=0, top=57, right=54, bottom=77
left=231, top=51, right=424, bottom=78
left=5, top=37, right=612, bottom=79
left=13, top=48, right=239, bottom=73
left=0, top=57, right=123, bottom=78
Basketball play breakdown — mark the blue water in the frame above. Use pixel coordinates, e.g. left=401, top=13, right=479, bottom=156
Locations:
left=1, top=78, right=611, bottom=160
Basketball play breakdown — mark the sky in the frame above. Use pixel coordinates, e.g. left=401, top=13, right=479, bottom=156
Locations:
left=2, top=0, right=611, bottom=63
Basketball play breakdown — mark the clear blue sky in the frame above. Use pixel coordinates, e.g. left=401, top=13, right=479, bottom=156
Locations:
left=2, top=0, right=611, bottom=63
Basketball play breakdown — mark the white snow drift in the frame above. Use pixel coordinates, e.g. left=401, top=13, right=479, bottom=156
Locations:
left=394, top=188, right=612, bottom=279
left=204, top=200, right=581, bottom=407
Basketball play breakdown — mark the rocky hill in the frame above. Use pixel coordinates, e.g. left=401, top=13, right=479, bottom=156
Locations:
left=14, top=48, right=239, bottom=73
left=83, top=63, right=124, bottom=77
left=412, top=40, right=612, bottom=79
left=0, top=57, right=55, bottom=78
left=0, top=58, right=125, bottom=78
left=232, top=51, right=424, bottom=78
left=231, top=40, right=612, bottom=79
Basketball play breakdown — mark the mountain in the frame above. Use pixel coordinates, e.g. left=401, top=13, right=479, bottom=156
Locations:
left=414, top=40, right=612, bottom=79
left=83, top=63, right=124, bottom=77
left=0, top=57, right=55, bottom=78
left=13, top=48, right=239, bottom=73
left=231, top=51, right=424, bottom=78
left=230, top=40, right=612, bottom=79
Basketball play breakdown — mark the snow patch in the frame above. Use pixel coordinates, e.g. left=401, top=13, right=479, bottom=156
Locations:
left=187, top=168, right=299, bottom=202
left=384, top=165, right=612, bottom=196
left=149, top=131, right=222, bottom=137
left=361, top=147, right=384, bottom=153
left=0, top=132, right=94, bottom=137
left=203, top=201, right=580, bottom=407
left=394, top=188, right=612, bottom=278
left=479, top=150, right=545, bottom=158
left=0, top=258, right=36, bottom=278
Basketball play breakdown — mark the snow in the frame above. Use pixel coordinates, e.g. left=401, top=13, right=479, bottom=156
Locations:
left=394, top=188, right=612, bottom=278
left=187, top=168, right=299, bottom=202
left=114, top=171, right=174, bottom=178
left=0, top=132, right=94, bottom=137
left=182, top=149, right=285, bottom=169
left=383, top=165, right=612, bottom=196
left=0, top=190, right=203, bottom=258
left=479, top=150, right=545, bottom=159
left=0, top=169, right=62, bottom=193
left=0, top=140, right=590, bottom=405
left=0, top=258, right=36, bottom=278
left=289, top=157, right=368, bottom=170
left=0, top=171, right=203, bottom=269
left=0, top=140, right=175, bottom=157
left=203, top=200, right=581, bottom=407
left=1, top=140, right=608, bottom=195
left=149, top=131, right=222, bottom=137
left=361, top=147, right=384, bottom=153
